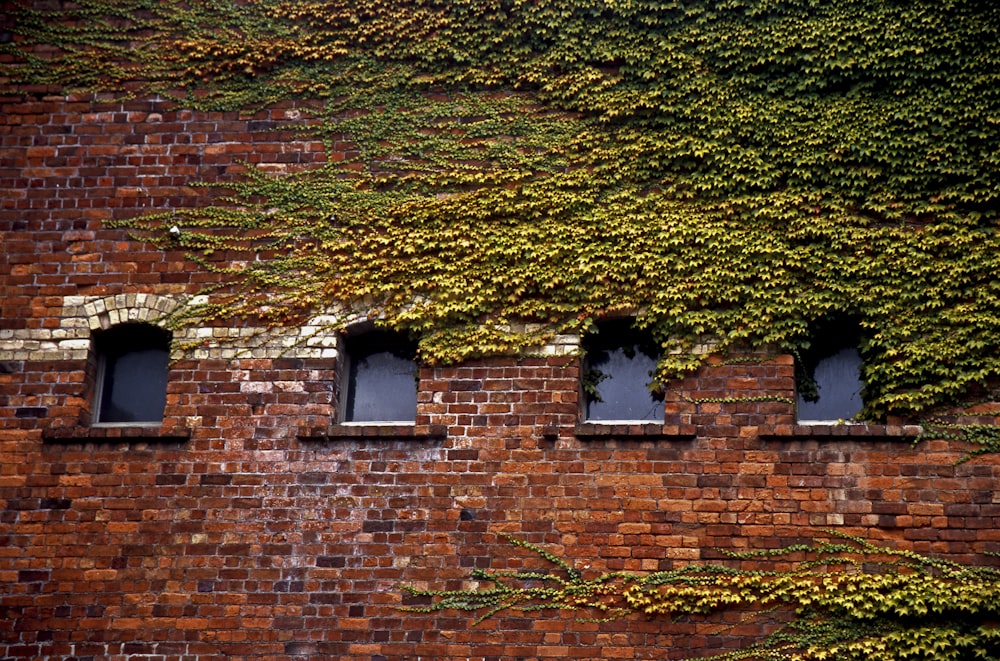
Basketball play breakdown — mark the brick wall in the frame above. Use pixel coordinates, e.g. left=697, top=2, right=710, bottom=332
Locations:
left=2, top=94, right=999, bottom=660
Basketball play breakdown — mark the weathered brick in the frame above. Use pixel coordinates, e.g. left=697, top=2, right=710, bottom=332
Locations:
left=0, top=92, right=997, bottom=661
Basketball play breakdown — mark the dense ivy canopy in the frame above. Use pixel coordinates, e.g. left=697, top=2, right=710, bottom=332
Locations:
left=4, top=0, right=1000, bottom=418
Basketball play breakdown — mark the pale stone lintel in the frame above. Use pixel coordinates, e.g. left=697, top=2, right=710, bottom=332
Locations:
left=181, top=337, right=338, bottom=361
left=187, top=345, right=332, bottom=360
left=2, top=296, right=581, bottom=362
left=0, top=293, right=182, bottom=360
left=552, top=333, right=581, bottom=347
left=83, top=293, right=181, bottom=331
left=59, top=339, right=91, bottom=351
left=535, top=343, right=577, bottom=356
left=0, top=337, right=28, bottom=350
left=0, top=348, right=90, bottom=362
left=61, top=295, right=89, bottom=308
left=305, top=314, right=343, bottom=327
left=304, top=333, right=340, bottom=348
left=0, top=336, right=96, bottom=359
left=524, top=334, right=581, bottom=357
left=0, top=293, right=329, bottom=362
left=667, top=336, right=720, bottom=356
left=59, top=317, right=91, bottom=330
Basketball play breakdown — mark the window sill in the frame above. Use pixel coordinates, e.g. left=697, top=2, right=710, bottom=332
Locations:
left=758, top=422, right=923, bottom=439
left=43, top=424, right=191, bottom=442
left=299, top=423, right=448, bottom=441
left=574, top=422, right=697, bottom=439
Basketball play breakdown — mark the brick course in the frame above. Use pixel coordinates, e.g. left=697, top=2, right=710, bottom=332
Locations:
left=1, top=94, right=999, bottom=660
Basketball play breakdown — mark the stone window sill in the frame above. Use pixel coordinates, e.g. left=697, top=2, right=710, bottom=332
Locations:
left=758, top=423, right=923, bottom=439
left=43, top=424, right=191, bottom=442
left=299, top=423, right=448, bottom=441
left=574, top=422, right=697, bottom=439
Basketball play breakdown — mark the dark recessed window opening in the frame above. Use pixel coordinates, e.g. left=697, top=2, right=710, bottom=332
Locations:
left=583, top=320, right=663, bottom=422
left=94, top=323, right=171, bottom=424
left=343, top=330, right=418, bottom=423
left=796, top=319, right=864, bottom=422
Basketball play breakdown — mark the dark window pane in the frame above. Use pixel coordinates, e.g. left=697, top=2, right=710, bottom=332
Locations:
left=96, top=324, right=171, bottom=424
left=586, top=347, right=661, bottom=421
left=344, top=332, right=418, bottom=422
left=796, top=347, right=863, bottom=422
left=584, top=321, right=662, bottom=422
left=100, top=349, right=170, bottom=423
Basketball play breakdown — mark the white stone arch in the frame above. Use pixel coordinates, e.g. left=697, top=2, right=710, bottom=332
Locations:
left=83, top=293, right=180, bottom=331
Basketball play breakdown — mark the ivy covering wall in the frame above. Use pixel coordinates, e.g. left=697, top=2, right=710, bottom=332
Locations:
left=405, top=533, right=1000, bottom=661
left=4, top=0, right=1000, bottom=418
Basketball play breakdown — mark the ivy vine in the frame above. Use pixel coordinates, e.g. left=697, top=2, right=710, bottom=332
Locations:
left=915, top=421, right=1000, bottom=465
left=403, top=532, right=1000, bottom=661
left=3, top=0, right=1000, bottom=419
left=684, top=395, right=794, bottom=406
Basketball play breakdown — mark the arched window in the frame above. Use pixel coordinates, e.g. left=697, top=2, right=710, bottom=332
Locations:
left=583, top=320, right=663, bottom=422
left=796, top=319, right=864, bottom=422
left=93, top=323, right=171, bottom=424
left=342, top=330, right=418, bottom=423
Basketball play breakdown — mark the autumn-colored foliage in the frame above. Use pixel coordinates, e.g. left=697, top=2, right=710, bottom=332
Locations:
left=4, top=0, right=999, bottom=418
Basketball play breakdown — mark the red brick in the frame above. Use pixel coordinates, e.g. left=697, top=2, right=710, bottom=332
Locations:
left=1, top=92, right=998, bottom=661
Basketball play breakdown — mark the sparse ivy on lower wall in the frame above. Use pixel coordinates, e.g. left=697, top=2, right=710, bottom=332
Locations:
left=403, top=533, right=1000, bottom=661
left=3, top=0, right=1000, bottom=419
left=916, top=422, right=1000, bottom=465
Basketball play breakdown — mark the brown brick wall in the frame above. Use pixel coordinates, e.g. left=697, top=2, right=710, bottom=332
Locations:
left=2, top=94, right=999, bottom=660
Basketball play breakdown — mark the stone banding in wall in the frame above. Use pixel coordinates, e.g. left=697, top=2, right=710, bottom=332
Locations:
left=0, top=294, right=580, bottom=363
left=1, top=293, right=184, bottom=362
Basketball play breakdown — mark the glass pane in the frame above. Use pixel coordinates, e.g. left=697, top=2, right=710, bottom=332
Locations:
left=345, top=348, right=418, bottom=422
left=797, top=347, right=863, bottom=422
left=586, top=346, right=661, bottom=422
left=99, top=348, right=170, bottom=423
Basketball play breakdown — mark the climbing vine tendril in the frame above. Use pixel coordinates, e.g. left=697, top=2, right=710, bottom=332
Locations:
left=402, top=532, right=1000, bottom=661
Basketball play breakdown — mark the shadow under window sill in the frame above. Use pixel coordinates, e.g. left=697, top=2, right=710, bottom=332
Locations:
left=574, top=421, right=697, bottom=439
left=298, top=423, right=448, bottom=441
left=43, top=423, right=191, bottom=442
left=758, top=422, right=923, bottom=439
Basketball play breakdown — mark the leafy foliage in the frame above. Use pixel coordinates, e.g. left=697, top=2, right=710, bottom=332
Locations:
left=916, top=421, right=1000, bottom=465
left=404, top=532, right=1000, bottom=661
left=4, top=0, right=1000, bottom=417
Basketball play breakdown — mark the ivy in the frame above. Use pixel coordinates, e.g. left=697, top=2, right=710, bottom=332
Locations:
left=3, top=0, right=1000, bottom=418
left=403, top=532, right=1000, bottom=661
left=684, top=395, right=794, bottom=406
left=915, top=421, right=1000, bottom=465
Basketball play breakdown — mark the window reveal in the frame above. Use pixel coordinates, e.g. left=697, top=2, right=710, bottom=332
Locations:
left=343, top=330, right=418, bottom=423
left=583, top=320, right=663, bottom=422
left=796, top=319, right=865, bottom=422
left=94, top=323, right=171, bottom=424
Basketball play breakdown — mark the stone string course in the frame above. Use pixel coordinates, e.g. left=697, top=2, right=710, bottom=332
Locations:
left=1, top=94, right=998, bottom=661
left=0, top=292, right=581, bottom=364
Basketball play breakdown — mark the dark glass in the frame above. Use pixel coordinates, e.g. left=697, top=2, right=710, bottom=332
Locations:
left=585, top=321, right=662, bottom=422
left=96, top=324, right=171, bottom=423
left=344, top=332, right=418, bottom=422
left=796, top=346, right=863, bottom=422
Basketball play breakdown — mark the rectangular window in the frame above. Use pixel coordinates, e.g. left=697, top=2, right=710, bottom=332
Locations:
left=93, top=323, right=171, bottom=424
left=583, top=320, right=663, bottom=422
left=796, top=319, right=864, bottom=422
left=342, top=330, right=418, bottom=423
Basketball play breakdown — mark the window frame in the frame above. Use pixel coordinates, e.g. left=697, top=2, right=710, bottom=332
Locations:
left=581, top=319, right=664, bottom=423
left=795, top=319, right=865, bottom=424
left=339, top=328, right=420, bottom=424
left=91, top=322, right=172, bottom=426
